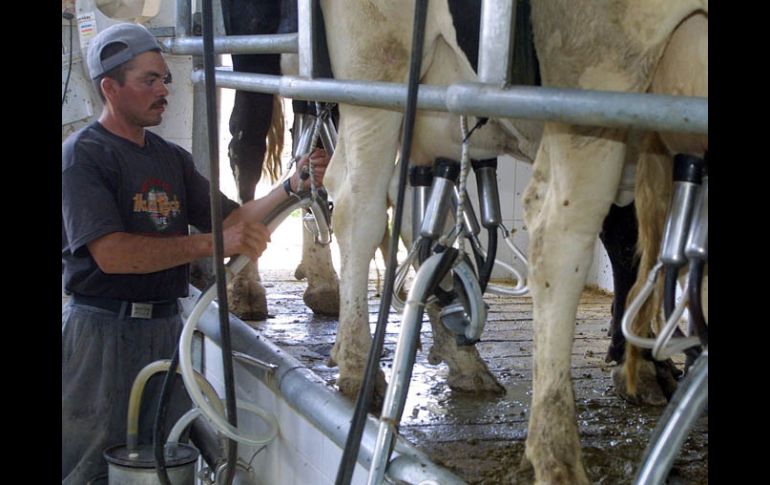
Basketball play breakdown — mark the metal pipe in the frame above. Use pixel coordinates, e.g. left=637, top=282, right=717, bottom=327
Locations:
left=451, top=188, right=482, bottom=236
left=175, top=0, right=191, bottom=38
left=161, top=34, right=299, bottom=56
left=368, top=253, right=447, bottom=485
left=685, top=176, right=708, bottom=260
left=445, top=83, right=707, bottom=134
left=634, top=350, right=708, bottom=485
left=410, top=166, right=433, bottom=242
left=319, top=117, right=338, bottom=156
left=421, top=158, right=460, bottom=239
left=178, top=286, right=466, bottom=485
left=190, top=70, right=708, bottom=135
left=472, top=159, right=502, bottom=227
left=298, top=0, right=316, bottom=78
left=292, top=113, right=317, bottom=158
left=660, top=154, right=704, bottom=266
left=478, top=0, right=515, bottom=85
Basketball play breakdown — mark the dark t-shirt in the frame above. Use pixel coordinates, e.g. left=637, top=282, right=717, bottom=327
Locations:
left=62, top=122, right=239, bottom=301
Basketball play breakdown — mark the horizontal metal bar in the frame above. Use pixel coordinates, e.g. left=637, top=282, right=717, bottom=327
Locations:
left=190, top=69, right=707, bottom=135
left=179, top=285, right=466, bottom=485
left=161, top=34, right=298, bottom=55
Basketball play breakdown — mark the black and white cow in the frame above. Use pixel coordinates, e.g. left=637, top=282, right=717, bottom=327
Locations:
left=315, top=0, right=707, bottom=483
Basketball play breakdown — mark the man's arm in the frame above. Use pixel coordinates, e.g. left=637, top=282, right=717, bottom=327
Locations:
left=224, top=147, right=330, bottom=228
left=87, top=148, right=328, bottom=275
left=88, top=222, right=269, bottom=274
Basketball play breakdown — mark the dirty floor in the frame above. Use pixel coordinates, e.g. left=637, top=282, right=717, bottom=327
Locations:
left=247, top=268, right=708, bottom=485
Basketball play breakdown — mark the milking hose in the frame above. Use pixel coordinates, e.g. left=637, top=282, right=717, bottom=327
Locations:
left=125, top=359, right=224, bottom=453
left=176, top=191, right=330, bottom=447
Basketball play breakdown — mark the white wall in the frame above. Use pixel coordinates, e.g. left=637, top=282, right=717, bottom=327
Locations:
left=467, top=154, right=614, bottom=293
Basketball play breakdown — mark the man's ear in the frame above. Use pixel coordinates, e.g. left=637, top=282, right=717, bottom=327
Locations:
left=100, top=77, right=118, bottom=101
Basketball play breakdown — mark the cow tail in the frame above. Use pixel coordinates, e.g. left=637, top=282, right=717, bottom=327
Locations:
left=263, top=95, right=285, bottom=183
left=623, top=132, right=672, bottom=396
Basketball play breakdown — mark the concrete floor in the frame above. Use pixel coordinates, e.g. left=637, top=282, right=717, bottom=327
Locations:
left=247, top=268, right=708, bottom=485
left=61, top=264, right=707, bottom=484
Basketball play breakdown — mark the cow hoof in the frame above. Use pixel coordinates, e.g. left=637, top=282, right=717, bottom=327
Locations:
left=447, top=368, right=505, bottom=395
left=518, top=453, right=534, bottom=474
left=303, top=285, right=340, bottom=316
left=294, top=263, right=307, bottom=281
left=611, top=361, right=668, bottom=406
left=604, top=341, right=625, bottom=365
left=337, top=369, right=387, bottom=413
left=227, top=277, right=269, bottom=321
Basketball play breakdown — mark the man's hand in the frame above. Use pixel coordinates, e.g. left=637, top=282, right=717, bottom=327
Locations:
left=222, top=221, right=271, bottom=261
left=291, top=148, right=329, bottom=192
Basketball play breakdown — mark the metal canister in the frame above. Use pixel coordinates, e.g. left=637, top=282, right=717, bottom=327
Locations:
left=660, top=154, right=704, bottom=266
left=410, top=165, right=433, bottom=240
left=104, top=443, right=199, bottom=485
left=420, top=158, right=460, bottom=239
left=471, top=158, right=502, bottom=228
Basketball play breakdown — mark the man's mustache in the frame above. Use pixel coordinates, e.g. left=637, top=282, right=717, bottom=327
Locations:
left=151, top=99, right=168, bottom=109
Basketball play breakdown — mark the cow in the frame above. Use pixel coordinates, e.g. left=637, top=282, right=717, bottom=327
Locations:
left=522, top=2, right=707, bottom=481
left=212, top=0, right=340, bottom=319
left=215, top=0, right=681, bottom=404
left=315, top=0, right=707, bottom=483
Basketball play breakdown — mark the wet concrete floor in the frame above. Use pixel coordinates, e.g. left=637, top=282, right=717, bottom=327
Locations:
left=244, top=268, right=708, bottom=485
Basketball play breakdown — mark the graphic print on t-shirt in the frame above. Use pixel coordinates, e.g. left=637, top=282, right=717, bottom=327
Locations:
left=132, top=178, right=181, bottom=230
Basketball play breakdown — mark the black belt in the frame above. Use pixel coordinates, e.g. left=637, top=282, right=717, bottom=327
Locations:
left=72, top=294, right=179, bottom=319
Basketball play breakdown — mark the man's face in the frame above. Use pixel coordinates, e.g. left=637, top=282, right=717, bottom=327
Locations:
left=110, top=51, right=171, bottom=127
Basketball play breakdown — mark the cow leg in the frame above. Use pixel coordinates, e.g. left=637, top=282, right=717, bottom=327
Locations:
left=601, top=200, right=680, bottom=406
left=523, top=123, right=627, bottom=485
left=294, top=223, right=340, bottom=316
left=599, top=202, right=639, bottom=364
left=222, top=0, right=281, bottom=319
left=225, top=89, right=275, bottom=321
left=324, top=108, right=402, bottom=406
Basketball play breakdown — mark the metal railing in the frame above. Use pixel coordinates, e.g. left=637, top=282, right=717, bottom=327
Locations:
left=172, top=0, right=706, bottom=136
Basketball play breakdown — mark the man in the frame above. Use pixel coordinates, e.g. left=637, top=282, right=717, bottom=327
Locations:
left=62, top=22, right=328, bottom=483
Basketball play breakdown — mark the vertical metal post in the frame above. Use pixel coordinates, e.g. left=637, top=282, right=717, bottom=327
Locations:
left=176, top=0, right=191, bottom=38
left=478, top=0, right=516, bottom=85
left=212, top=0, right=227, bottom=38
left=298, top=0, right=316, bottom=78
left=192, top=73, right=211, bottom=177
left=190, top=71, right=217, bottom=279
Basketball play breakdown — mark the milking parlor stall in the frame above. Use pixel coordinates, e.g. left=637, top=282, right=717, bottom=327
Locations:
left=62, top=0, right=708, bottom=484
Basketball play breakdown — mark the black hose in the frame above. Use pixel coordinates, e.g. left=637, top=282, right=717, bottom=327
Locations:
left=469, top=235, right=485, bottom=279
left=687, top=260, right=708, bottom=346
left=334, top=1, right=430, bottom=484
left=417, top=236, right=432, bottom=265
left=478, top=227, right=497, bottom=293
left=189, top=418, right=227, bottom=471
left=153, top=348, right=180, bottom=485
left=202, top=1, right=238, bottom=484
left=61, top=13, right=74, bottom=107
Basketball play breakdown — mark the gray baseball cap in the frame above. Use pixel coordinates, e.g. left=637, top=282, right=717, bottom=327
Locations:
left=87, top=22, right=162, bottom=79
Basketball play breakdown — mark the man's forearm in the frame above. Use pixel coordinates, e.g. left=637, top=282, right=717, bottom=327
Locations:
left=88, top=231, right=213, bottom=274
left=225, top=183, right=290, bottom=229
